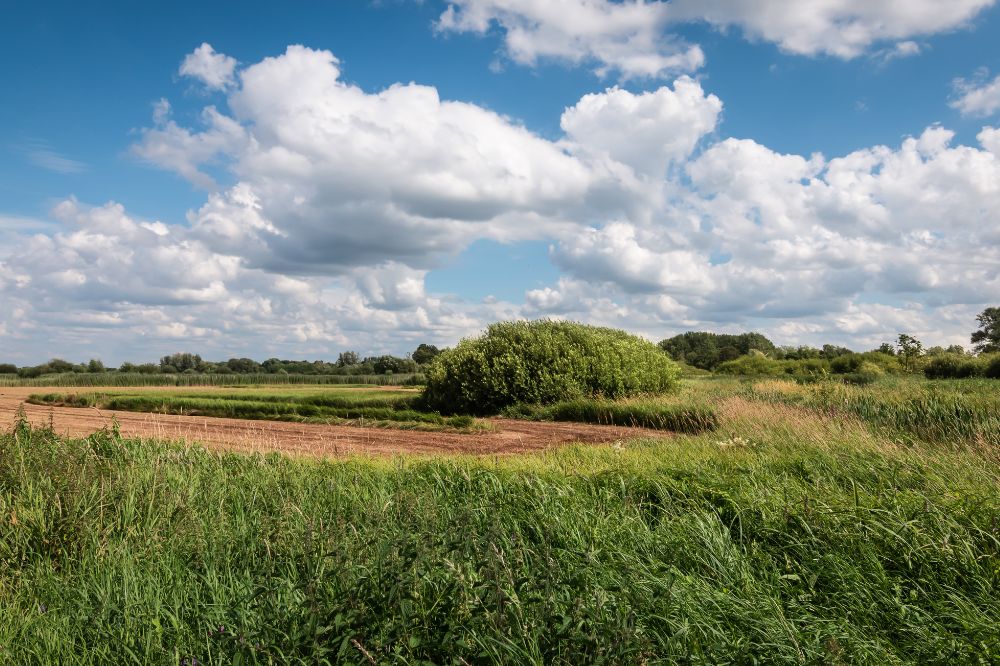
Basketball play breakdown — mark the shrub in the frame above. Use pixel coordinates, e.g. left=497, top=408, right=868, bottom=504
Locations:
left=924, top=354, right=981, bottom=380
left=985, top=355, right=1000, bottom=380
left=716, top=355, right=784, bottom=376
left=422, top=320, right=680, bottom=415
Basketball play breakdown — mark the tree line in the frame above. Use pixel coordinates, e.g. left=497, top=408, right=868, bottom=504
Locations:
left=3, top=344, right=444, bottom=378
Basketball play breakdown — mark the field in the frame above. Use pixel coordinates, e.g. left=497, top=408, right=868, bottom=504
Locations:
left=2, top=377, right=999, bottom=663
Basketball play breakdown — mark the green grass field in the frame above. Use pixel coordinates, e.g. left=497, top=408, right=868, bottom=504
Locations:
left=3, top=378, right=1000, bottom=663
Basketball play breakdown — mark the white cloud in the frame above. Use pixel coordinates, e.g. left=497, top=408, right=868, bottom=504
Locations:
left=951, top=70, right=1000, bottom=117
left=179, top=43, right=238, bottom=90
left=560, top=77, right=722, bottom=178
left=437, top=0, right=704, bottom=78
left=666, top=0, right=991, bottom=58
left=3, top=44, right=1000, bottom=362
left=435, top=0, right=994, bottom=76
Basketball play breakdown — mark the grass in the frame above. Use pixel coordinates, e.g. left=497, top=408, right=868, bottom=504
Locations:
left=27, top=388, right=486, bottom=433
left=740, top=377, right=1000, bottom=447
left=1, top=389, right=999, bottom=664
left=503, top=398, right=719, bottom=434
left=0, top=373, right=424, bottom=388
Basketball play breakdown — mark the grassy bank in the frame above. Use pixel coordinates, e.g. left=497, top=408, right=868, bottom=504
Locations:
left=504, top=398, right=719, bottom=434
left=2, top=397, right=999, bottom=663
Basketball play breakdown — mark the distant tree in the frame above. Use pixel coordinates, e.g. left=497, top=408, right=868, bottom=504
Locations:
left=896, top=334, right=924, bottom=372
left=336, top=351, right=360, bottom=368
left=0, top=363, right=16, bottom=374
left=368, top=355, right=419, bottom=374
left=261, top=358, right=285, bottom=373
left=820, top=344, right=853, bottom=360
left=160, top=353, right=202, bottom=372
left=971, top=307, right=1000, bottom=354
left=226, top=357, right=262, bottom=374
left=875, top=343, right=896, bottom=356
left=87, top=359, right=106, bottom=373
left=411, top=343, right=442, bottom=365
left=659, top=332, right=776, bottom=370
left=946, top=345, right=968, bottom=355
left=47, top=358, right=75, bottom=373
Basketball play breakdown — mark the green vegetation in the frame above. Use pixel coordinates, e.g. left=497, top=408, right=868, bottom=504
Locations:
left=0, top=373, right=423, bottom=388
left=424, top=320, right=680, bottom=415
left=658, top=331, right=776, bottom=370
left=4, top=376, right=1000, bottom=663
left=740, top=377, right=1000, bottom=446
left=504, top=399, right=718, bottom=434
left=27, top=388, right=483, bottom=432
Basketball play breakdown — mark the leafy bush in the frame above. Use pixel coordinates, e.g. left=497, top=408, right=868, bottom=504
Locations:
left=715, top=356, right=830, bottom=379
left=985, top=355, right=1000, bottom=379
left=422, top=320, right=680, bottom=415
left=924, top=354, right=982, bottom=379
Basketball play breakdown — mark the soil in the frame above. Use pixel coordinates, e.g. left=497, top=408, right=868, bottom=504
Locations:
left=0, top=386, right=667, bottom=458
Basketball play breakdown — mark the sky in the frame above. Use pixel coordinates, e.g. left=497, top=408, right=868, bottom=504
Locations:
left=1, top=0, right=999, bottom=364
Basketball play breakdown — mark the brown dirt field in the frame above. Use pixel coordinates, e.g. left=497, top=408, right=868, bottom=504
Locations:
left=0, top=386, right=668, bottom=458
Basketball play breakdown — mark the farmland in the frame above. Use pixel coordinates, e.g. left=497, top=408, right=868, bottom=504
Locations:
left=2, top=375, right=999, bottom=662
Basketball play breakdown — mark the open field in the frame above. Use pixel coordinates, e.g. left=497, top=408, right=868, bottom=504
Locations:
left=2, top=376, right=999, bottom=663
left=0, top=387, right=666, bottom=457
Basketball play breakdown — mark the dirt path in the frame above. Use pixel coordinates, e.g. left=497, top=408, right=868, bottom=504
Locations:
left=0, top=387, right=667, bottom=458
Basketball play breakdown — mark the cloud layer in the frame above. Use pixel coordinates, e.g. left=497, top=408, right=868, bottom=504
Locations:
left=436, top=0, right=995, bottom=77
left=1, top=42, right=998, bottom=362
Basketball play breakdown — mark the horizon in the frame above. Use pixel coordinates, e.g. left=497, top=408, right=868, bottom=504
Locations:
left=2, top=1, right=999, bottom=364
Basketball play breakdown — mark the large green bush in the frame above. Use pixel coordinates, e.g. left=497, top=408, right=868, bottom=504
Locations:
left=422, top=320, right=680, bottom=414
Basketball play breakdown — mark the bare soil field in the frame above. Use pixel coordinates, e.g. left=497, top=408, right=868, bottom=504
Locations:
left=0, top=386, right=665, bottom=457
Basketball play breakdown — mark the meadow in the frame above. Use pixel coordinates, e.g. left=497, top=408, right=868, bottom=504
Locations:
left=3, top=376, right=999, bottom=663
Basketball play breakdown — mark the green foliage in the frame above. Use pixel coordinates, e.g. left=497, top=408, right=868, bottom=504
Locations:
left=716, top=355, right=831, bottom=379
left=0, top=363, right=16, bottom=374
left=0, top=373, right=423, bottom=388
left=897, top=334, right=924, bottom=373
left=504, top=398, right=718, bottom=433
left=924, top=354, right=984, bottom=379
left=971, top=306, right=1000, bottom=354
left=743, top=378, right=1000, bottom=445
left=411, top=343, right=442, bottom=365
left=659, top=331, right=776, bottom=370
left=2, top=404, right=999, bottom=662
left=829, top=351, right=901, bottom=375
left=423, top=320, right=680, bottom=415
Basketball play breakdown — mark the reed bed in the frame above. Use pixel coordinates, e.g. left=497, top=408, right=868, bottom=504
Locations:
left=1, top=409, right=997, bottom=663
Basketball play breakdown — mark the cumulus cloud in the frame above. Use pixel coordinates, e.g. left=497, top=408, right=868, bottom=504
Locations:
left=135, top=45, right=706, bottom=274
left=435, top=0, right=994, bottom=76
left=665, top=0, right=992, bottom=58
left=3, top=44, right=1000, bottom=362
left=437, top=0, right=703, bottom=78
left=560, top=77, right=721, bottom=178
left=179, top=43, right=238, bottom=90
left=951, top=70, right=1000, bottom=117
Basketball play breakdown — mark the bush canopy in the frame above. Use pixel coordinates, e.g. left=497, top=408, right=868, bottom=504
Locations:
left=422, top=320, right=680, bottom=414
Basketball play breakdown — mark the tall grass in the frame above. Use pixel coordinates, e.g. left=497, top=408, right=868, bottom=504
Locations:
left=744, top=378, right=1000, bottom=446
left=504, top=398, right=719, bottom=434
left=0, top=373, right=424, bottom=388
left=1, top=412, right=998, bottom=663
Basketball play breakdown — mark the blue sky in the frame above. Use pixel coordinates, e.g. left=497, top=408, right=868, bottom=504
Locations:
left=1, top=0, right=999, bottom=363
